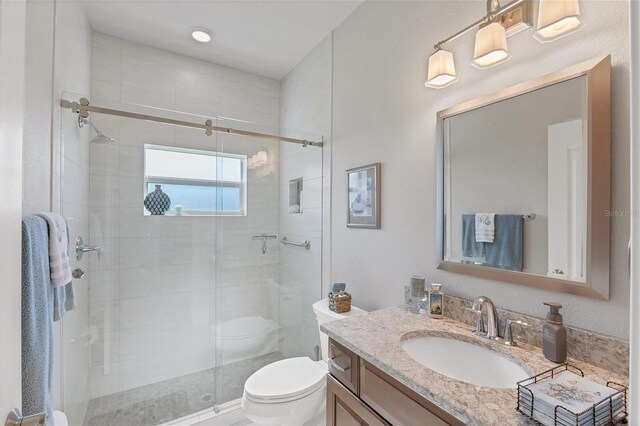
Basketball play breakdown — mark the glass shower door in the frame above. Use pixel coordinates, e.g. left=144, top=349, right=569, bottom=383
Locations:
left=61, top=97, right=225, bottom=425
left=213, top=116, right=325, bottom=408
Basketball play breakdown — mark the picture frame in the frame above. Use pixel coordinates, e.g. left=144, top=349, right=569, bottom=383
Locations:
left=347, top=162, right=381, bottom=229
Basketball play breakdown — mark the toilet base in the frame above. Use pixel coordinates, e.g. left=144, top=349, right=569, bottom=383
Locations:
left=242, top=382, right=326, bottom=425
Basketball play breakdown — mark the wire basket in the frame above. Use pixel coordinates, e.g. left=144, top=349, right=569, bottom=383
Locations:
left=516, top=364, right=628, bottom=426
left=328, top=292, right=351, bottom=313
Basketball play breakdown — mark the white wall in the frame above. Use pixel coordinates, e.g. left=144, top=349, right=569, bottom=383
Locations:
left=331, top=1, right=630, bottom=338
left=87, top=33, right=281, bottom=397
left=0, top=0, right=26, bottom=417
left=278, top=35, right=332, bottom=358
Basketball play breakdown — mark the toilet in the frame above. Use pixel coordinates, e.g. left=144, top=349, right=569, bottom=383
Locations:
left=214, top=316, right=279, bottom=364
left=53, top=410, right=68, bottom=426
left=241, top=298, right=366, bottom=425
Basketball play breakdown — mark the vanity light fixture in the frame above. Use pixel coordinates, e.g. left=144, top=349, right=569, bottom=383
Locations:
left=424, top=0, right=582, bottom=88
left=191, top=28, right=212, bottom=43
left=247, top=151, right=268, bottom=169
left=472, top=22, right=510, bottom=69
left=533, top=0, right=583, bottom=43
left=255, top=151, right=268, bottom=166
left=425, top=48, right=458, bottom=89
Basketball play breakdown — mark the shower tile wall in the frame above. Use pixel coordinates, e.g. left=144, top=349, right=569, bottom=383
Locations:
left=278, top=36, right=332, bottom=358
left=87, top=32, right=280, bottom=398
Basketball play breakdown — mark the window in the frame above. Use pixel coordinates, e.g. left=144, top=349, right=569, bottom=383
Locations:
left=144, top=144, right=247, bottom=216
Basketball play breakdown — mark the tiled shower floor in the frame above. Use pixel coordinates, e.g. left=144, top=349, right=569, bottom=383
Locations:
left=84, top=352, right=284, bottom=426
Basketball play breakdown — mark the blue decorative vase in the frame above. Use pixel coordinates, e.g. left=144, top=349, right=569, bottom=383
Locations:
left=144, top=184, right=171, bottom=215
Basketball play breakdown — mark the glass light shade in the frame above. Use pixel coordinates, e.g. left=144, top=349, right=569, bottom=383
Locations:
left=255, top=151, right=268, bottom=165
left=247, top=156, right=255, bottom=169
left=534, top=0, right=583, bottom=43
left=472, top=22, right=510, bottom=69
left=425, top=49, right=458, bottom=89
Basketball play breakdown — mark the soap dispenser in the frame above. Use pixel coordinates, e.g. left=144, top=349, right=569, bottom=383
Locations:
left=542, top=302, right=567, bottom=363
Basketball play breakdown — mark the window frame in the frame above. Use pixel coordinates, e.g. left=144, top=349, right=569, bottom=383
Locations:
left=143, top=143, right=247, bottom=216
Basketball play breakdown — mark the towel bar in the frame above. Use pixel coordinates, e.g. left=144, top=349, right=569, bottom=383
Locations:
left=280, top=237, right=310, bottom=249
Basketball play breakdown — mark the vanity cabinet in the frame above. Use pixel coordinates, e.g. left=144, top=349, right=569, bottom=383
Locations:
left=327, top=338, right=464, bottom=426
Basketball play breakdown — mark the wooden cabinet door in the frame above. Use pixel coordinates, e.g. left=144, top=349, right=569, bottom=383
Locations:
left=327, top=375, right=389, bottom=426
left=360, top=360, right=464, bottom=426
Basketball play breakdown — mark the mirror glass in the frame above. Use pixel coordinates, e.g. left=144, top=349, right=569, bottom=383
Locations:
left=443, top=76, right=587, bottom=281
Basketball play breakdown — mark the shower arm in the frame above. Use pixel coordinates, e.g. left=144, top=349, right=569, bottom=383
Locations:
left=78, top=116, right=102, bottom=135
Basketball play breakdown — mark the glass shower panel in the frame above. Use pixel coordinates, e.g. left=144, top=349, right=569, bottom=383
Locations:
left=61, top=94, right=325, bottom=424
left=213, top=117, right=324, bottom=407
left=68, top=99, right=223, bottom=425
left=58, top=91, right=92, bottom=426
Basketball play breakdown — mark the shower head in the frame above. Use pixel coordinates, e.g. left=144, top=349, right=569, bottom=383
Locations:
left=91, top=132, right=116, bottom=145
left=78, top=116, right=116, bottom=144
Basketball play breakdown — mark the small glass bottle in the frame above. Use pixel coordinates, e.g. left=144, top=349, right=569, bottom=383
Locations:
left=429, top=283, right=444, bottom=319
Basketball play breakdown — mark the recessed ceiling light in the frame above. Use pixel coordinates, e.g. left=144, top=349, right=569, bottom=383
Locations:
left=191, top=29, right=212, bottom=43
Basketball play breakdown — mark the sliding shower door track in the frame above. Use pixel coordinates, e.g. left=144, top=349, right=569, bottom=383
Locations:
left=60, top=98, right=323, bottom=147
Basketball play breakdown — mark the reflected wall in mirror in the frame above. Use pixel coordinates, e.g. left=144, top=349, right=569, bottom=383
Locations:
left=289, top=177, right=303, bottom=213
left=437, top=56, right=611, bottom=299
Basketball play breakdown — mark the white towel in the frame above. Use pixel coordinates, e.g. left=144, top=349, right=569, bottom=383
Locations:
left=475, top=213, right=495, bottom=243
left=35, top=213, right=72, bottom=288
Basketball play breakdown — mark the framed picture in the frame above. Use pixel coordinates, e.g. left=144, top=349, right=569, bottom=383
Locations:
left=347, top=162, right=381, bottom=229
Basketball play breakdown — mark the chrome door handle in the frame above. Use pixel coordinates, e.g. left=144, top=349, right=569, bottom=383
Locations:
left=329, top=358, right=350, bottom=373
left=5, top=408, right=47, bottom=426
left=75, top=236, right=101, bottom=261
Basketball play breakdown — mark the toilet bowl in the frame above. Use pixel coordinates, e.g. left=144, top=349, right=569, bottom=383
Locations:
left=242, top=298, right=366, bottom=425
left=214, top=316, right=278, bottom=365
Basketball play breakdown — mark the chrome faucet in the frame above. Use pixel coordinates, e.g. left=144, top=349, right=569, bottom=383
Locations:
left=471, top=296, right=499, bottom=339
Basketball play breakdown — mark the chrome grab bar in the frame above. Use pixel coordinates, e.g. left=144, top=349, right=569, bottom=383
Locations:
left=252, top=234, right=277, bottom=254
left=280, top=236, right=310, bottom=249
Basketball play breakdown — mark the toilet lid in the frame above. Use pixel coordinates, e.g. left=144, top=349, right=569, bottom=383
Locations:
left=244, top=357, right=326, bottom=403
left=215, top=316, right=269, bottom=340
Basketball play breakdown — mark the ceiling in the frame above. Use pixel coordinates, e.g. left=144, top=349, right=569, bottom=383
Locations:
left=82, top=0, right=362, bottom=80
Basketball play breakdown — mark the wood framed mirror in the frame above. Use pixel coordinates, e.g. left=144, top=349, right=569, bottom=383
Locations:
left=436, top=56, right=611, bottom=299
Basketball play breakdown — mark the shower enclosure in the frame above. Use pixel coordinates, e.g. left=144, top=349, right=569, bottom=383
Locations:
left=58, top=87, right=325, bottom=425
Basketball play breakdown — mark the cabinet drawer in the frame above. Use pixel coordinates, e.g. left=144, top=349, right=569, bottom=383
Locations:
left=328, top=338, right=359, bottom=394
left=327, top=375, right=390, bottom=426
left=360, top=360, right=464, bottom=426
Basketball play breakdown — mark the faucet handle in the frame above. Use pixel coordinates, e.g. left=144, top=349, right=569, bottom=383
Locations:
left=503, top=319, right=530, bottom=346
left=464, top=307, right=485, bottom=335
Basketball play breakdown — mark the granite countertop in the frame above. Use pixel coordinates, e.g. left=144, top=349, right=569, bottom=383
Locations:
left=321, top=306, right=628, bottom=426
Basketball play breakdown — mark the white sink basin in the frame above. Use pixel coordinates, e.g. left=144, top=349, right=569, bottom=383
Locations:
left=401, top=336, right=530, bottom=389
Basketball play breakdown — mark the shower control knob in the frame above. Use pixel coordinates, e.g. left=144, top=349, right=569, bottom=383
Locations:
left=72, top=268, right=85, bottom=279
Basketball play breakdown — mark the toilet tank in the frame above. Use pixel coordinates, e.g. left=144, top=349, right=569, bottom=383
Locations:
left=312, top=298, right=366, bottom=361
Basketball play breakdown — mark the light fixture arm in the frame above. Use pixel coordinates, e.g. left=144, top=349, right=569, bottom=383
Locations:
left=487, top=0, right=501, bottom=18
left=433, top=0, right=526, bottom=51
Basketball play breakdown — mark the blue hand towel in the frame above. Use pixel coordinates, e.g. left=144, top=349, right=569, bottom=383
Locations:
left=462, top=214, right=485, bottom=258
left=484, top=215, right=523, bottom=271
left=21, top=216, right=54, bottom=423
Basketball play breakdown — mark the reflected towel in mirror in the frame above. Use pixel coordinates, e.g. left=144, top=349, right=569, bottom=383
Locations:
left=485, top=215, right=523, bottom=271
left=475, top=213, right=495, bottom=243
